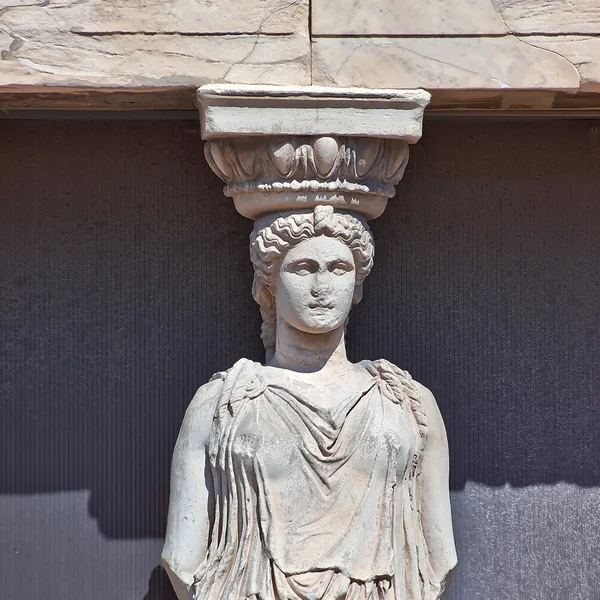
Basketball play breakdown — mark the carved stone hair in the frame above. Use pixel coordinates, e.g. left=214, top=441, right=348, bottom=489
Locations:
left=250, top=205, right=375, bottom=359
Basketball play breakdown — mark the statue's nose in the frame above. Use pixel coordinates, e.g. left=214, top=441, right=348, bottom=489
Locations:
left=311, top=270, right=331, bottom=297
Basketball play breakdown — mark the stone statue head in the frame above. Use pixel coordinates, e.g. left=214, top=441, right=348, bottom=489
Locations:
left=250, top=205, right=375, bottom=359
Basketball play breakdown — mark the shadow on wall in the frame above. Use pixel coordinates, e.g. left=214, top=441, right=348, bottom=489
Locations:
left=356, top=119, right=600, bottom=491
left=1, top=119, right=600, bottom=598
left=143, top=566, right=174, bottom=600
left=0, top=120, right=264, bottom=599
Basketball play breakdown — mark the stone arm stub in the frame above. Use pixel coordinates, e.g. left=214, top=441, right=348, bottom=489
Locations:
left=162, top=377, right=223, bottom=600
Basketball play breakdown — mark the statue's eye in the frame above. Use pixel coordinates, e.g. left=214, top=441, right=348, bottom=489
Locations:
left=290, top=260, right=317, bottom=275
left=330, top=261, right=352, bottom=275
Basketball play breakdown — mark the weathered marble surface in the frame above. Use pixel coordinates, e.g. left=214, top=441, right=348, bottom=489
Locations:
left=196, top=85, right=429, bottom=141
left=1, top=0, right=600, bottom=108
left=162, top=86, right=456, bottom=600
left=196, top=85, right=429, bottom=218
left=0, top=35, right=309, bottom=88
left=309, top=0, right=600, bottom=97
left=500, top=0, right=600, bottom=35
left=0, top=0, right=310, bottom=87
left=55, top=0, right=305, bottom=34
left=312, top=0, right=508, bottom=36
left=312, top=36, right=581, bottom=91
left=525, top=36, right=600, bottom=92
left=163, top=206, right=458, bottom=600
left=312, top=0, right=600, bottom=35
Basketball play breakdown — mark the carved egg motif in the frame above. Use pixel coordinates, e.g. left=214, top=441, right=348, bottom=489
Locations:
left=205, top=142, right=231, bottom=181
left=270, top=140, right=296, bottom=176
left=236, top=144, right=258, bottom=178
left=312, top=136, right=339, bottom=177
left=384, top=142, right=409, bottom=181
left=356, top=139, right=381, bottom=177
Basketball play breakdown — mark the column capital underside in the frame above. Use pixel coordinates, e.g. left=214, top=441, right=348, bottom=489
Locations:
left=195, top=84, right=430, bottom=220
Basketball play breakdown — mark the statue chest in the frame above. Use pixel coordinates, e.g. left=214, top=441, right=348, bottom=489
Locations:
left=229, top=385, right=418, bottom=489
left=219, top=384, right=419, bottom=577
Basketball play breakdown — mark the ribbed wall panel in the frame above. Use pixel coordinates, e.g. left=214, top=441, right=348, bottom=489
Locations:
left=1, top=119, right=599, bottom=599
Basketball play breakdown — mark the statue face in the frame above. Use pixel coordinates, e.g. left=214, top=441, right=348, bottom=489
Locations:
left=276, top=236, right=356, bottom=334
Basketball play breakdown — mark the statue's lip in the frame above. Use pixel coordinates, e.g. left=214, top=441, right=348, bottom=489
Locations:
left=308, top=302, right=334, bottom=309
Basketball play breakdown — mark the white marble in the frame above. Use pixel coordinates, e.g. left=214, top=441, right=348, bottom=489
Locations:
left=163, top=86, right=456, bottom=600
left=196, top=85, right=430, bottom=141
left=525, top=36, right=600, bottom=92
left=312, top=0, right=508, bottom=36
left=163, top=207, right=457, bottom=600
left=0, top=1, right=310, bottom=87
left=197, top=85, right=429, bottom=219
left=312, top=36, right=581, bottom=91
left=312, top=0, right=600, bottom=36
left=1, top=0, right=600, bottom=101
left=500, top=0, right=600, bottom=35
left=202, top=135, right=411, bottom=219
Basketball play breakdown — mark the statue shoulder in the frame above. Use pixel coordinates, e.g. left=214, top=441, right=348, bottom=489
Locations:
left=177, top=377, right=224, bottom=449
left=369, top=359, right=445, bottom=447
left=187, top=358, right=257, bottom=409
left=411, top=380, right=438, bottom=413
left=187, top=376, right=225, bottom=414
left=368, top=358, right=420, bottom=398
left=180, top=358, right=261, bottom=442
left=411, top=380, right=448, bottom=448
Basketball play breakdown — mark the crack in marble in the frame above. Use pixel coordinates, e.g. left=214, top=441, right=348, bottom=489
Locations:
left=490, top=0, right=583, bottom=91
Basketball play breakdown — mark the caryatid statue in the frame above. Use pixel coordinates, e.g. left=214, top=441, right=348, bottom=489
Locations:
left=162, top=86, right=457, bottom=600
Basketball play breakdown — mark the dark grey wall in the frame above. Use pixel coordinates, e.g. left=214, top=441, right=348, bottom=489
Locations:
left=1, top=119, right=599, bottom=599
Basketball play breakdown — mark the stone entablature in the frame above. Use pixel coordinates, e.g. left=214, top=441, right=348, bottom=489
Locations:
left=0, top=0, right=599, bottom=112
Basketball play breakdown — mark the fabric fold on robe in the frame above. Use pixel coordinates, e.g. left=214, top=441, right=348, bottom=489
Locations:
left=192, top=358, right=443, bottom=600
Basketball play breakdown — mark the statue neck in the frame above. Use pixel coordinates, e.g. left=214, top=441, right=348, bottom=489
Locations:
left=269, top=318, right=350, bottom=375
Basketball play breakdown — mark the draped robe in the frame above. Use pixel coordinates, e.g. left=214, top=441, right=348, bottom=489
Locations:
left=184, top=358, right=446, bottom=600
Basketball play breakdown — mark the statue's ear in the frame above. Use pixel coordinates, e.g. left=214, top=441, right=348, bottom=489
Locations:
left=353, top=283, right=363, bottom=304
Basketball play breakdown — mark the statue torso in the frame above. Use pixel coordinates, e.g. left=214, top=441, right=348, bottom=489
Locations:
left=195, top=359, right=423, bottom=600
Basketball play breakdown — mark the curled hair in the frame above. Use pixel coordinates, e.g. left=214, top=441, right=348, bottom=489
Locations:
left=250, top=205, right=375, bottom=360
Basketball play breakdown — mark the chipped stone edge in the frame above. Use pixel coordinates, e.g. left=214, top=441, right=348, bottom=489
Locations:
left=197, top=84, right=431, bottom=101
left=195, top=84, right=431, bottom=141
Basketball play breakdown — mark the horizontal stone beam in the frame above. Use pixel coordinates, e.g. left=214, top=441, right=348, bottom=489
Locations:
left=3, top=88, right=600, bottom=115
left=312, top=0, right=600, bottom=36
left=0, top=0, right=600, bottom=112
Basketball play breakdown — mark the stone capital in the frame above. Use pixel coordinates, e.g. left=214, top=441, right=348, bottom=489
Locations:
left=195, top=85, right=430, bottom=220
